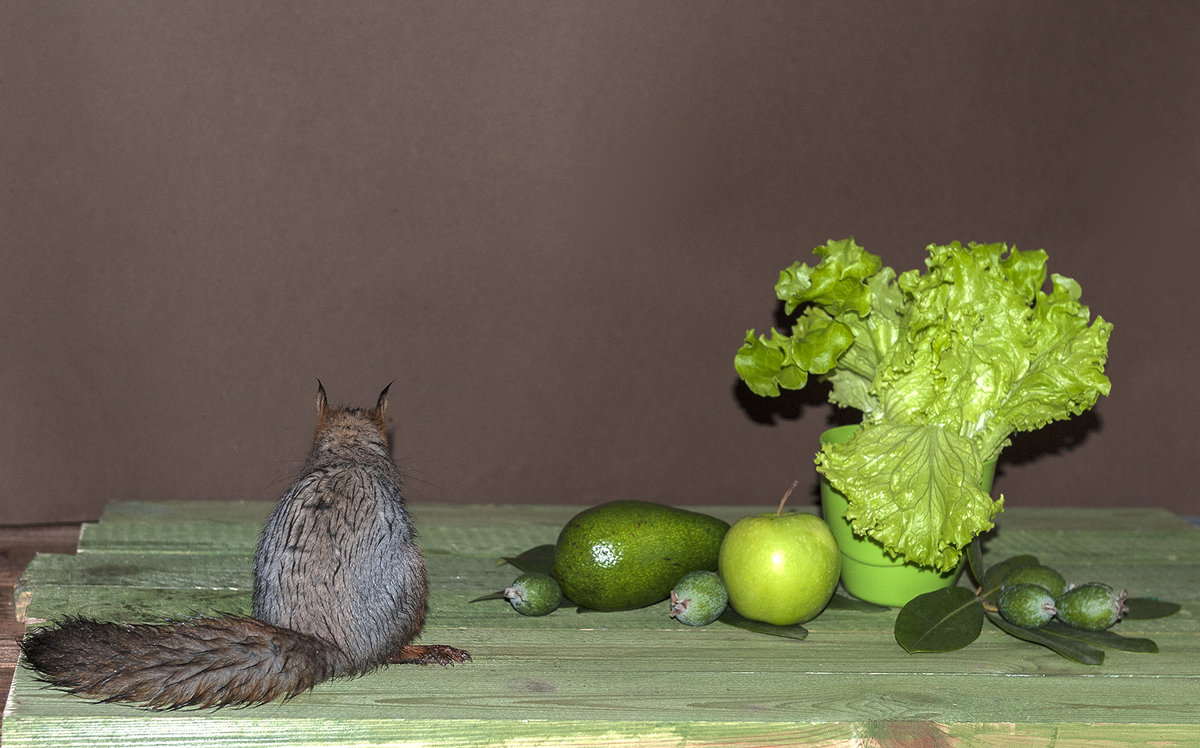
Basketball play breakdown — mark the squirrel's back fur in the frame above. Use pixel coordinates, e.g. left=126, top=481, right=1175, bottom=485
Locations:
left=20, top=383, right=466, bottom=709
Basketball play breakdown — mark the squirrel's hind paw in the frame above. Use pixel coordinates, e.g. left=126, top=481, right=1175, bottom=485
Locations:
left=388, top=644, right=471, bottom=666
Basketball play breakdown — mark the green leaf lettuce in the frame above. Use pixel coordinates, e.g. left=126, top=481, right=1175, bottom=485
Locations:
left=736, top=239, right=1112, bottom=571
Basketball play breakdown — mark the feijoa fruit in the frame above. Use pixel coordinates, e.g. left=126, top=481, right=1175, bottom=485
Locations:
left=504, top=573, right=562, bottom=616
left=1056, top=582, right=1127, bottom=631
left=669, top=570, right=728, bottom=626
left=998, top=583, right=1058, bottom=628
left=1002, top=565, right=1067, bottom=599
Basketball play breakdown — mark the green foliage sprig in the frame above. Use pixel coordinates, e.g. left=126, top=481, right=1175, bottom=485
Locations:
left=893, top=542, right=1181, bottom=664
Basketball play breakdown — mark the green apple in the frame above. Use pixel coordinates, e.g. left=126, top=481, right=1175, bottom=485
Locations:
left=718, top=504, right=841, bottom=625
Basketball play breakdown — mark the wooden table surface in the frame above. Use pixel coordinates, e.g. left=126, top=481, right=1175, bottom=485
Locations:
left=4, top=501, right=1199, bottom=747
left=0, top=524, right=81, bottom=734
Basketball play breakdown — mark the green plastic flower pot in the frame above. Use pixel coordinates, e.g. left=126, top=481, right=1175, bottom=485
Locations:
left=818, top=424, right=997, bottom=607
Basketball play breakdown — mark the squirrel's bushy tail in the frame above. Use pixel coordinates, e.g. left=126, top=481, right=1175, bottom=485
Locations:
left=21, top=616, right=347, bottom=709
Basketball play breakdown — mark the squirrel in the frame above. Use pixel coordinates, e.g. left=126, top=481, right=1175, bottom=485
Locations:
left=20, top=382, right=470, bottom=709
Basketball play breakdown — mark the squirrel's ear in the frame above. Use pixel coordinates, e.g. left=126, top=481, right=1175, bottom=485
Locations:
left=374, top=382, right=392, bottom=432
left=316, top=379, right=330, bottom=421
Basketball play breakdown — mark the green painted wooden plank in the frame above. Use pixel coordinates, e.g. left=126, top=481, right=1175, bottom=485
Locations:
left=96, top=500, right=1199, bottom=534
left=68, top=522, right=1200, bottom=578
left=89, top=500, right=781, bottom=528
left=20, top=579, right=1199, bottom=642
left=0, top=716, right=852, bottom=748
left=77, top=521, right=261, bottom=554
left=95, top=501, right=274, bottom=524
left=12, top=630, right=1200, bottom=719
left=77, top=505, right=577, bottom=557
left=21, top=577, right=1198, bottom=654
left=23, top=543, right=1200, bottom=596
left=10, top=502, right=1200, bottom=746
left=21, top=588, right=253, bottom=621
left=8, top=661, right=1200, bottom=745
left=19, top=552, right=1196, bottom=671
left=18, top=544, right=1200, bottom=690
left=8, top=715, right=1198, bottom=748
left=79, top=502, right=1197, bottom=556
left=18, top=552, right=254, bottom=591
left=984, top=506, right=1196, bottom=532
left=979, top=530, right=1200, bottom=563
left=18, top=534, right=1197, bottom=640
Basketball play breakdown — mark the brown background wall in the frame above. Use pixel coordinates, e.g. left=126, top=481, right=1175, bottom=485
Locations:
left=2, top=2, right=1197, bottom=525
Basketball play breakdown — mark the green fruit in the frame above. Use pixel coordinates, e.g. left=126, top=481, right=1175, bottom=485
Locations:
left=504, top=573, right=562, bottom=616
left=551, top=500, right=730, bottom=611
left=1056, top=582, right=1127, bottom=631
left=1002, top=565, right=1066, bottom=599
left=998, top=583, right=1057, bottom=628
left=669, top=571, right=728, bottom=626
left=718, top=511, right=840, bottom=625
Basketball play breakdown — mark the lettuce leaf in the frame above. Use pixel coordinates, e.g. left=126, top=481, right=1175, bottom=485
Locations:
left=737, top=239, right=1111, bottom=571
left=775, top=237, right=881, bottom=317
left=994, top=273, right=1113, bottom=434
left=734, top=328, right=809, bottom=397
left=823, top=266, right=905, bottom=414
left=734, top=239, right=898, bottom=413
left=816, top=423, right=1003, bottom=571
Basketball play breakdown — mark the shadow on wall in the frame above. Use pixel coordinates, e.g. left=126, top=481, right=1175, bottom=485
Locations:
left=998, top=410, right=1103, bottom=470
left=731, top=377, right=859, bottom=429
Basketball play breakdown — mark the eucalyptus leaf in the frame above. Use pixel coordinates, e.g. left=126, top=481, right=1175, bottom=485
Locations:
left=985, top=610, right=1105, bottom=665
left=966, top=539, right=986, bottom=587
left=500, top=544, right=556, bottom=576
left=980, top=554, right=1041, bottom=604
left=718, top=607, right=808, bottom=640
left=1124, top=597, right=1183, bottom=620
left=894, top=586, right=984, bottom=653
left=1042, top=621, right=1158, bottom=653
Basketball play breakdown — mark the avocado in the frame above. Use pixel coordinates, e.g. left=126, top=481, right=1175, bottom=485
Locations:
left=551, top=500, right=730, bottom=611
